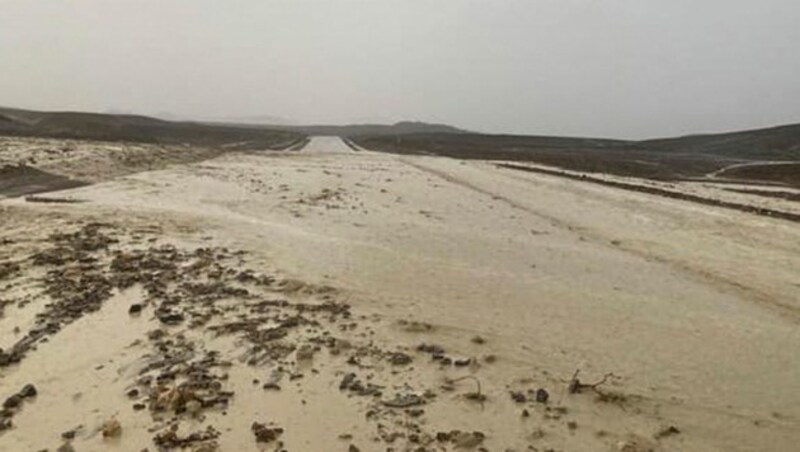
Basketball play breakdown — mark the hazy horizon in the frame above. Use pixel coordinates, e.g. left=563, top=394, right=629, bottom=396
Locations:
left=2, top=0, right=799, bottom=139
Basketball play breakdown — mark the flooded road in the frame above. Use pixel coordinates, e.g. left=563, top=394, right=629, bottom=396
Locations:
left=1, top=137, right=799, bottom=451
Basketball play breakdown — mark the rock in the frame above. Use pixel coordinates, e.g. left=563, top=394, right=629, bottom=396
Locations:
left=0, top=418, right=12, bottom=431
left=470, top=336, right=486, bottom=344
left=529, top=428, right=545, bottom=440
left=56, top=443, right=76, bottom=452
left=387, top=352, right=412, bottom=366
left=341, top=376, right=382, bottom=397
left=295, top=344, right=315, bottom=361
left=0, top=262, right=20, bottom=281
left=348, top=445, right=361, bottom=452
left=3, top=394, right=22, bottom=409
left=147, top=329, right=166, bottom=341
left=435, top=355, right=453, bottom=365
left=192, top=443, right=218, bottom=452
left=535, top=388, right=549, bottom=403
left=655, top=425, right=680, bottom=439
left=19, top=384, right=37, bottom=398
left=416, top=343, right=445, bottom=355
left=62, top=428, right=78, bottom=440
left=251, top=422, right=283, bottom=443
left=510, top=391, right=527, bottom=403
left=339, top=373, right=357, bottom=391
left=128, top=304, right=143, bottom=315
left=157, top=311, right=184, bottom=325
left=568, top=373, right=582, bottom=394
left=453, top=358, right=472, bottom=367
left=452, top=432, right=486, bottom=449
left=102, top=418, right=122, bottom=438
left=262, top=369, right=283, bottom=390
left=382, top=393, right=425, bottom=408
left=154, top=425, right=220, bottom=449
left=464, top=391, right=487, bottom=403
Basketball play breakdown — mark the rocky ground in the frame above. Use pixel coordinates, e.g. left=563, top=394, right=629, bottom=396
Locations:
left=1, top=136, right=799, bottom=451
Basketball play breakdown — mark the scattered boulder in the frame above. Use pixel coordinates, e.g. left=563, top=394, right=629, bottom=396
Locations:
left=295, top=344, right=315, bottom=361
left=655, top=425, right=680, bottom=439
left=101, top=418, right=122, bottom=438
left=56, top=443, right=76, bottom=452
left=339, top=373, right=382, bottom=397
left=470, top=336, right=486, bottom=345
left=339, top=373, right=357, bottom=390
left=19, top=384, right=37, bottom=398
left=416, top=343, right=445, bottom=355
left=535, top=388, right=549, bottom=404
left=453, top=431, right=485, bottom=448
left=387, top=352, right=412, bottom=366
left=156, top=310, right=184, bottom=325
left=3, top=394, right=21, bottom=409
left=154, top=426, right=220, bottom=449
left=382, top=393, right=425, bottom=408
left=0, top=262, right=20, bottom=281
left=436, top=430, right=486, bottom=448
left=251, top=422, right=283, bottom=443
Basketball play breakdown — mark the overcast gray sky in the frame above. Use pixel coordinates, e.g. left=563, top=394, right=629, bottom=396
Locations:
left=1, top=0, right=799, bottom=138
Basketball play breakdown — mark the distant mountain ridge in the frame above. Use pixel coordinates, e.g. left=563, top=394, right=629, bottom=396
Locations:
left=0, top=106, right=467, bottom=143
left=2, top=106, right=800, bottom=162
left=0, top=106, right=300, bottom=150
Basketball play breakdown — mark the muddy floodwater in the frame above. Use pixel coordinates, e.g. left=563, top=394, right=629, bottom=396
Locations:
left=1, top=136, right=799, bottom=451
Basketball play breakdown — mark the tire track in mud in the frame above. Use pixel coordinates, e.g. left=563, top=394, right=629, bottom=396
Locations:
left=399, top=157, right=800, bottom=324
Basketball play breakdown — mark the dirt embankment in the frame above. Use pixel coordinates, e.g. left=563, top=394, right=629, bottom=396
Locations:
left=497, top=163, right=800, bottom=222
left=351, top=127, right=800, bottom=187
left=0, top=165, right=88, bottom=199
left=0, top=136, right=245, bottom=198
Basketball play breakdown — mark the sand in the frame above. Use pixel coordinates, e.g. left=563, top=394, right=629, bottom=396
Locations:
left=1, top=136, right=799, bottom=451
